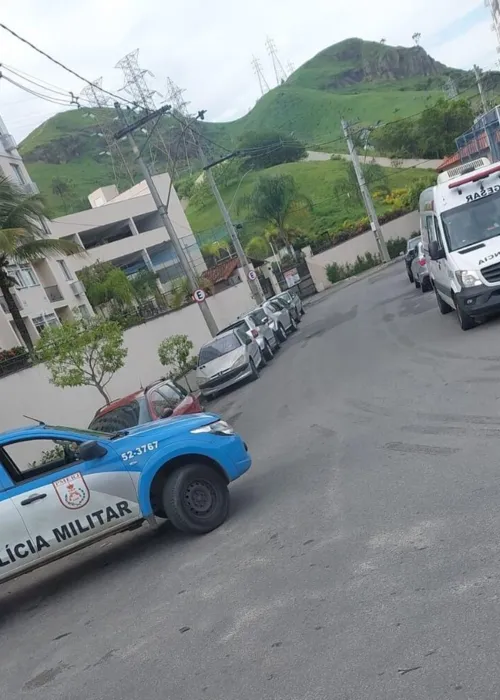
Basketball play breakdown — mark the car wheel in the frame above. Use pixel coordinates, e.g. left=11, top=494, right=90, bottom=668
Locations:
left=421, top=277, right=432, bottom=293
left=272, top=332, right=281, bottom=350
left=414, top=276, right=421, bottom=289
left=162, top=464, right=229, bottom=534
left=300, top=307, right=305, bottom=316
left=407, top=268, right=414, bottom=283
left=263, top=340, right=274, bottom=361
left=295, top=310, right=302, bottom=323
left=435, top=288, right=452, bottom=315
left=278, top=323, right=287, bottom=342
left=258, top=349, right=267, bottom=367
left=455, top=301, right=476, bottom=331
left=249, top=357, right=259, bottom=380
left=200, top=392, right=214, bottom=402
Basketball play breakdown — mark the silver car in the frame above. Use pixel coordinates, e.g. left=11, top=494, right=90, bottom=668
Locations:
left=196, top=328, right=265, bottom=400
left=218, top=308, right=280, bottom=361
left=271, top=290, right=304, bottom=320
left=411, top=241, right=431, bottom=292
left=261, top=299, right=297, bottom=341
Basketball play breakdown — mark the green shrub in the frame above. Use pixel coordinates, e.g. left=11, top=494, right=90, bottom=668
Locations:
left=325, top=251, right=380, bottom=284
left=386, top=237, right=408, bottom=259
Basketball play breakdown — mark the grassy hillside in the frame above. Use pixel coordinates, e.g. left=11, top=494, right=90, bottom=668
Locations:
left=186, top=159, right=434, bottom=243
left=18, top=37, right=468, bottom=217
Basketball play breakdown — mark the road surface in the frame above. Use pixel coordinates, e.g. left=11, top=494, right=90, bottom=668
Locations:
left=3, top=261, right=500, bottom=699
left=306, top=150, right=442, bottom=170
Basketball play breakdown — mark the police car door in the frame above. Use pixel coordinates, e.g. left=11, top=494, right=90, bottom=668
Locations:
left=0, top=433, right=139, bottom=563
left=0, top=462, right=37, bottom=580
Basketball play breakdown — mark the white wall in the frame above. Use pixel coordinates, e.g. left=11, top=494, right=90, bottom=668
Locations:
left=305, top=211, right=420, bottom=291
left=0, top=281, right=255, bottom=432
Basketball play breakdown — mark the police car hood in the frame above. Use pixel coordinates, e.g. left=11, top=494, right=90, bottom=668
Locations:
left=114, top=413, right=218, bottom=441
left=452, top=237, right=500, bottom=270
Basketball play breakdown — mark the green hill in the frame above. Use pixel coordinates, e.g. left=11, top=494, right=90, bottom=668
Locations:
left=19, top=37, right=471, bottom=218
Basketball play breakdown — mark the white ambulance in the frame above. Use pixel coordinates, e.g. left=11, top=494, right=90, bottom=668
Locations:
left=420, top=158, right=500, bottom=330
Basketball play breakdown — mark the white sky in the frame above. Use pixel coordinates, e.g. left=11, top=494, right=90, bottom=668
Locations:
left=0, top=0, right=497, bottom=141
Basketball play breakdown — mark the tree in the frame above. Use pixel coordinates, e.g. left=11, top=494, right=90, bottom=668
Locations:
left=237, top=130, right=306, bottom=170
left=129, top=269, right=159, bottom=302
left=0, top=175, right=83, bottom=352
left=238, top=174, right=312, bottom=252
left=36, top=317, right=127, bottom=404
left=333, top=161, right=390, bottom=210
left=78, top=261, right=134, bottom=310
left=158, top=334, right=195, bottom=389
left=51, top=177, right=74, bottom=213
left=245, top=236, right=271, bottom=260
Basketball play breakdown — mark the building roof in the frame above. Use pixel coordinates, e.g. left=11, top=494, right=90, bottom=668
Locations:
left=202, top=258, right=239, bottom=285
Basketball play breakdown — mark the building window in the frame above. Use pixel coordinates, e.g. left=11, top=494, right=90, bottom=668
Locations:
left=57, top=259, right=73, bottom=281
left=78, top=304, right=91, bottom=319
left=8, top=264, right=39, bottom=288
left=32, top=312, right=60, bottom=333
left=11, top=163, right=26, bottom=185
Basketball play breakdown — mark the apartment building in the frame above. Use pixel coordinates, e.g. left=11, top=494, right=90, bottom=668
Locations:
left=48, top=172, right=206, bottom=289
left=0, top=113, right=94, bottom=350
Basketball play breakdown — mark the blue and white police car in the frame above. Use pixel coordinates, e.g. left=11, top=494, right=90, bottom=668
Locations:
left=0, top=413, right=251, bottom=583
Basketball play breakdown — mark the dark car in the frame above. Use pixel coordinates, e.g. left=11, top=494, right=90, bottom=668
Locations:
left=405, top=236, right=421, bottom=283
left=89, top=378, right=203, bottom=432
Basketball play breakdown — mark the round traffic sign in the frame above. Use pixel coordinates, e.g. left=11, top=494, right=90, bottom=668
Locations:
left=192, top=288, right=206, bottom=303
left=248, top=269, right=257, bottom=281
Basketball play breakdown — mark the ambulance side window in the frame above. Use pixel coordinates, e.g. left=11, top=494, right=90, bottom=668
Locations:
left=426, top=216, right=437, bottom=243
left=1, top=438, right=82, bottom=483
left=433, top=215, right=445, bottom=250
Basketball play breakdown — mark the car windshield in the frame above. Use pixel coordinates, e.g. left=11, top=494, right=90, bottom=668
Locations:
left=249, top=309, right=269, bottom=325
left=441, top=191, right=500, bottom=251
left=407, top=237, right=420, bottom=251
left=199, top=334, right=241, bottom=364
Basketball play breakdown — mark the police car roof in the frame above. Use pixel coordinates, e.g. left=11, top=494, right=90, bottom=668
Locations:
left=0, top=424, right=70, bottom=440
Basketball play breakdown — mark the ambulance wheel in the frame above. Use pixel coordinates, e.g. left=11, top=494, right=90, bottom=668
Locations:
left=435, top=288, right=452, bottom=315
left=162, top=463, right=229, bottom=534
left=455, top=301, right=476, bottom=331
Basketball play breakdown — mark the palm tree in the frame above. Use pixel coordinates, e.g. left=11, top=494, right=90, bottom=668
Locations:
left=238, top=174, right=312, bottom=254
left=245, top=236, right=270, bottom=261
left=0, top=176, right=83, bottom=351
left=51, top=177, right=74, bottom=214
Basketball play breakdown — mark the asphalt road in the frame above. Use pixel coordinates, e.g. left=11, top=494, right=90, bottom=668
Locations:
left=4, top=261, right=500, bottom=700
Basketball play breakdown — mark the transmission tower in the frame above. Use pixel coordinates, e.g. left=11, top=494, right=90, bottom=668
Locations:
left=287, top=60, right=295, bottom=76
left=443, top=76, right=458, bottom=100
left=486, top=0, right=500, bottom=54
left=80, top=78, right=134, bottom=185
left=115, top=49, right=173, bottom=173
left=251, top=56, right=270, bottom=96
left=265, top=37, right=288, bottom=85
left=164, top=77, right=194, bottom=174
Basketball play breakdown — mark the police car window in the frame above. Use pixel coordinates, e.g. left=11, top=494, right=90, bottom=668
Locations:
left=2, top=438, right=81, bottom=479
left=88, top=401, right=141, bottom=432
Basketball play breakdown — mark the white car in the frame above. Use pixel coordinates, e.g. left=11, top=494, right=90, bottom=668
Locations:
left=261, top=299, right=297, bottom=341
left=217, top=308, right=280, bottom=361
left=196, top=328, right=265, bottom=399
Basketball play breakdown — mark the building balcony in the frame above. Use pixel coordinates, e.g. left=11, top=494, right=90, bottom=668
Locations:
left=44, top=285, right=64, bottom=302
left=0, top=132, right=17, bottom=153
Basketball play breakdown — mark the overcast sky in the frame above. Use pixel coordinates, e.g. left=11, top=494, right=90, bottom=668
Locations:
left=0, top=0, right=497, bottom=142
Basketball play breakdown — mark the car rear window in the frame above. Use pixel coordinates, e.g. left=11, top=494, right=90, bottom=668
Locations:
left=198, top=334, right=241, bottom=364
left=89, top=400, right=142, bottom=432
left=407, top=237, right=420, bottom=251
left=249, top=309, right=268, bottom=325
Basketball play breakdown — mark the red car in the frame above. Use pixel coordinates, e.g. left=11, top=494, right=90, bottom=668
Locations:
left=88, top=378, right=203, bottom=432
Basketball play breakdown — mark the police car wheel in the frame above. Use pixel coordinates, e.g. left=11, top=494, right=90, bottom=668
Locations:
left=162, top=464, right=229, bottom=534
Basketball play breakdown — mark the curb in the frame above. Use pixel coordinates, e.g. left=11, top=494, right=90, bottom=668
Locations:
left=304, top=258, right=402, bottom=308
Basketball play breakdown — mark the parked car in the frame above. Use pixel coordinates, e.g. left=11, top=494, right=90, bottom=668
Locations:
left=411, top=240, right=431, bottom=292
left=196, top=328, right=265, bottom=400
left=261, top=299, right=297, bottom=341
left=0, top=415, right=251, bottom=583
left=218, top=308, right=280, bottom=361
left=268, top=293, right=301, bottom=323
left=88, top=379, right=202, bottom=433
left=405, top=236, right=421, bottom=283
left=271, top=290, right=304, bottom=320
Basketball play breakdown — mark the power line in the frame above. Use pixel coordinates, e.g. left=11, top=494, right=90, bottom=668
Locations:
left=0, top=21, right=138, bottom=108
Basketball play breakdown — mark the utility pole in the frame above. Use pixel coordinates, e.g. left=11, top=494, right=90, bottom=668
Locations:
left=474, top=65, right=488, bottom=114
left=341, top=119, right=390, bottom=263
left=193, top=134, right=265, bottom=305
left=114, top=103, right=219, bottom=337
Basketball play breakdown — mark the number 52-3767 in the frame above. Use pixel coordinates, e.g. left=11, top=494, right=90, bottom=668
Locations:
left=121, top=442, right=158, bottom=461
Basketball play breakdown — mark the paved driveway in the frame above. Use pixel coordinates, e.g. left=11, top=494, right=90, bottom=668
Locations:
left=3, top=262, right=500, bottom=699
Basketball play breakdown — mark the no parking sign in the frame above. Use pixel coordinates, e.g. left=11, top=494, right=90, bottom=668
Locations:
left=192, top=289, right=206, bottom=303
left=248, top=269, right=257, bottom=281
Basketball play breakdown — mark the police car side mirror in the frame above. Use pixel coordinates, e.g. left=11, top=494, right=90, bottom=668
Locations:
left=79, top=441, right=107, bottom=461
left=429, top=241, right=445, bottom=261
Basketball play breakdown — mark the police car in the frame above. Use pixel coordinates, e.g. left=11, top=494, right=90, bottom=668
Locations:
left=0, top=414, right=251, bottom=583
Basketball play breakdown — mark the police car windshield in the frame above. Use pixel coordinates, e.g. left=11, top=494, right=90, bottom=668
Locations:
left=442, top=191, right=500, bottom=251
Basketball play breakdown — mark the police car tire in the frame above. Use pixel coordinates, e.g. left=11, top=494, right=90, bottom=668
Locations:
left=162, top=464, right=229, bottom=534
